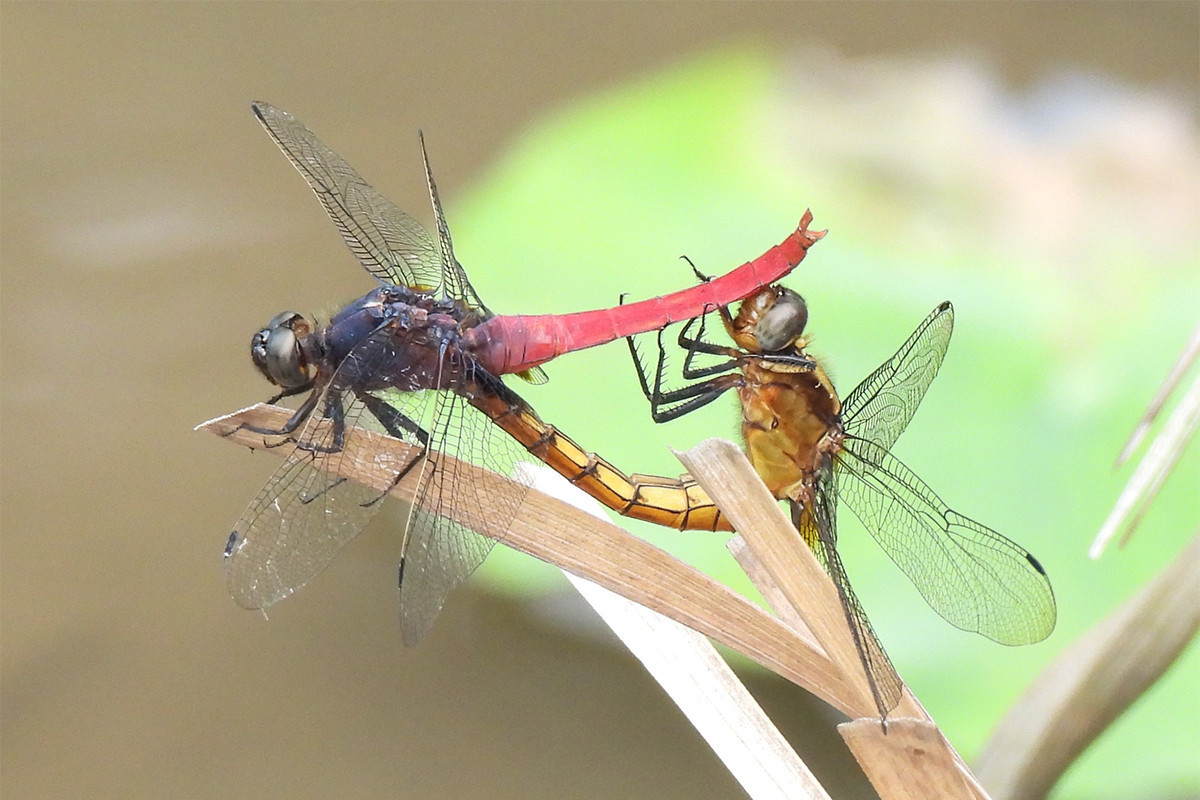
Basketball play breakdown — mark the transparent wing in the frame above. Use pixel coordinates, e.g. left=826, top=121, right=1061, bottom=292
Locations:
left=396, top=380, right=535, bottom=645
left=251, top=101, right=446, bottom=295
left=842, top=302, right=954, bottom=453
left=224, top=332, right=432, bottom=610
left=796, top=463, right=903, bottom=719
left=417, top=132, right=492, bottom=316
left=398, top=507, right=495, bottom=645
left=226, top=327, right=539, bottom=640
left=836, top=437, right=1057, bottom=646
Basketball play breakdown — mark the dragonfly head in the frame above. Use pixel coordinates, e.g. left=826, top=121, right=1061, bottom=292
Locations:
left=735, top=286, right=808, bottom=353
left=251, top=311, right=316, bottom=390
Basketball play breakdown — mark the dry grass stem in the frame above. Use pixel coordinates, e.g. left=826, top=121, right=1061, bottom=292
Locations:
left=521, top=465, right=828, bottom=798
left=1092, top=325, right=1200, bottom=558
left=201, top=407, right=1001, bottom=798
left=199, top=404, right=851, bottom=712
left=676, top=438, right=991, bottom=800
left=674, top=439, right=908, bottom=720
left=1115, top=320, right=1200, bottom=466
left=976, top=530, right=1200, bottom=800
left=840, top=718, right=989, bottom=800
left=726, top=537, right=825, bottom=654
left=565, top=572, right=831, bottom=800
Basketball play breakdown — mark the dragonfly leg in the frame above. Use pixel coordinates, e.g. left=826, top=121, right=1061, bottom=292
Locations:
left=626, top=326, right=667, bottom=404
left=265, top=382, right=314, bottom=406
left=677, top=314, right=741, bottom=378
left=648, top=376, right=741, bottom=422
left=627, top=319, right=742, bottom=423
left=359, top=393, right=431, bottom=447
left=287, top=389, right=356, bottom=506
left=619, top=266, right=737, bottom=382
left=670, top=260, right=745, bottom=350
left=355, top=393, right=432, bottom=507
left=227, top=385, right=321, bottom=439
left=289, top=388, right=349, bottom=455
left=675, top=253, right=750, bottom=371
left=646, top=357, right=741, bottom=423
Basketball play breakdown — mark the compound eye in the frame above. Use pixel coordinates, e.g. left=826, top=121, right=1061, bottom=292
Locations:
left=753, top=289, right=808, bottom=352
left=250, top=311, right=313, bottom=389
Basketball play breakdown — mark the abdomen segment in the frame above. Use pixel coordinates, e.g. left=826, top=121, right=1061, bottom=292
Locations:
left=474, top=392, right=731, bottom=532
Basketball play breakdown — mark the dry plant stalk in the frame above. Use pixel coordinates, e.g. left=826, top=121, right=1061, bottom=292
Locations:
left=976, top=530, right=1200, bottom=800
left=563, top=571, right=831, bottom=800
left=1092, top=322, right=1200, bottom=558
left=1113, top=320, right=1200, bottom=468
left=678, top=438, right=992, bottom=800
left=201, top=405, right=993, bottom=799
left=521, top=463, right=829, bottom=799
left=201, top=404, right=853, bottom=712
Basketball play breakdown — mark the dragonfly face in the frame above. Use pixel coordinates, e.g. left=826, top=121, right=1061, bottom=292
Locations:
left=729, top=286, right=810, bottom=353
left=251, top=311, right=318, bottom=392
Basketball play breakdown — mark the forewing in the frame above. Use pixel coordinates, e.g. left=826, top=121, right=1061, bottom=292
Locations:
left=396, top=372, right=536, bottom=644
left=798, top=466, right=903, bottom=718
left=251, top=102, right=444, bottom=292
left=836, top=437, right=1057, bottom=645
left=417, top=132, right=493, bottom=315
left=842, top=302, right=954, bottom=453
left=224, top=334, right=431, bottom=609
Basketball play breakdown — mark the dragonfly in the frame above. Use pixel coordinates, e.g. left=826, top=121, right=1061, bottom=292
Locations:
left=624, top=280, right=1057, bottom=719
left=223, top=102, right=825, bottom=643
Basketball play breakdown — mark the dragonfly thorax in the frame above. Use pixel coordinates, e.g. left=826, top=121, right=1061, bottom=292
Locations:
left=739, top=356, right=841, bottom=501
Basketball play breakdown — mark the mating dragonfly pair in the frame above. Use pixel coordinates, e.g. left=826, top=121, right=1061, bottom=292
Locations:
left=221, top=103, right=1055, bottom=719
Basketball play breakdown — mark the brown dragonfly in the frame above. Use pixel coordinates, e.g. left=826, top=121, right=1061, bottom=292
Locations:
left=622, top=281, right=1058, bottom=719
left=222, top=102, right=824, bottom=643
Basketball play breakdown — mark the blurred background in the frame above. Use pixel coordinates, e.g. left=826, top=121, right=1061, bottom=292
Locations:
left=2, top=4, right=1197, bottom=799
